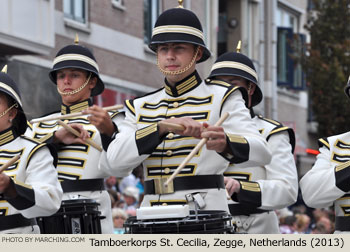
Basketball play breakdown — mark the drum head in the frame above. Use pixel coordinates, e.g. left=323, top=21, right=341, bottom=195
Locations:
left=124, top=210, right=232, bottom=234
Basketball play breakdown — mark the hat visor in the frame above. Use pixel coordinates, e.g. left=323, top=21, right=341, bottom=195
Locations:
left=49, top=64, right=105, bottom=96
left=208, top=70, right=263, bottom=107
left=149, top=33, right=211, bottom=63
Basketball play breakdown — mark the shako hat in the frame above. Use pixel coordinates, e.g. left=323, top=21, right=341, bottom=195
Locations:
left=0, top=65, right=27, bottom=134
left=208, top=50, right=263, bottom=107
left=49, top=35, right=104, bottom=96
left=149, top=5, right=211, bottom=63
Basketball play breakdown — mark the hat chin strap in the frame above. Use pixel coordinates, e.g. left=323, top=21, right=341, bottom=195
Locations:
left=0, top=103, right=18, bottom=119
left=57, top=73, right=92, bottom=96
left=157, top=46, right=200, bottom=76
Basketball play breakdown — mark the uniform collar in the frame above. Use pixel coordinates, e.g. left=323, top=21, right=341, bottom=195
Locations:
left=164, top=70, right=202, bottom=97
left=0, top=127, right=18, bottom=146
left=61, top=99, right=92, bottom=115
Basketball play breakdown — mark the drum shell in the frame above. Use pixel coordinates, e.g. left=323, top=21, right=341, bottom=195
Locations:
left=37, top=199, right=102, bottom=234
left=124, top=210, right=233, bottom=234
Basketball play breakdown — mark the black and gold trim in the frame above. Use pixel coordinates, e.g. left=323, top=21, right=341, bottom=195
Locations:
left=146, top=164, right=196, bottom=178
left=57, top=157, right=86, bottom=168
left=135, top=124, right=162, bottom=155
left=26, top=143, right=46, bottom=167
left=221, top=133, right=250, bottom=164
left=0, top=208, right=8, bottom=216
left=66, top=118, right=91, bottom=125
left=267, top=125, right=296, bottom=154
left=220, top=86, right=248, bottom=114
left=124, top=99, right=135, bottom=116
left=0, top=150, right=23, bottom=172
left=340, top=205, right=350, bottom=216
left=61, top=99, right=91, bottom=114
left=58, top=172, right=81, bottom=181
left=224, top=172, right=251, bottom=182
left=37, top=121, right=58, bottom=129
left=36, top=132, right=54, bottom=143
left=164, top=71, right=201, bottom=97
left=148, top=145, right=200, bottom=160
left=110, top=110, right=124, bottom=120
left=205, top=79, right=231, bottom=88
left=335, top=139, right=350, bottom=150
left=235, top=181, right=262, bottom=208
left=138, top=111, right=210, bottom=124
left=59, top=144, right=90, bottom=154
left=334, top=160, right=350, bottom=192
left=6, top=178, right=35, bottom=210
left=141, top=96, right=213, bottom=111
left=332, top=153, right=350, bottom=164
left=0, top=128, right=17, bottom=146
left=318, top=137, right=330, bottom=150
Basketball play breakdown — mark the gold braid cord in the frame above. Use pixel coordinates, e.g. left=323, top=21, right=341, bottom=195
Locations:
left=157, top=46, right=200, bottom=76
left=57, top=73, right=92, bottom=96
left=0, top=103, right=18, bottom=119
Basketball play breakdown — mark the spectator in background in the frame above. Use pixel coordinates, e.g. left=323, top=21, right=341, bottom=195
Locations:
left=293, top=214, right=311, bottom=234
left=279, top=215, right=297, bottom=234
left=112, top=208, right=128, bottom=234
left=122, top=186, right=139, bottom=216
left=105, top=176, right=118, bottom=191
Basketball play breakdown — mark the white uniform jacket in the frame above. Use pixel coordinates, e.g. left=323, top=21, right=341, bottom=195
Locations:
left=26, top=99, right=125, bottom=234
left=0, top=127, right=62, bottom=233
left=100, top=72, right=271, bottom=211
left=225, top=114, right=297, bottom=233
left=300, top=132, right=350, bottom=233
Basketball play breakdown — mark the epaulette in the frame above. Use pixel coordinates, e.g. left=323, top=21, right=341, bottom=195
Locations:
left=20, top=135, right=43, bottom=145
left=257, top=115, right=282, bottom=127
left=124, top=87, right=164, bottom=116
left=124, top=99, right=135, bottom=116
left=318, top=137, right=330, bottom=150
left=257, top=115, right=296, bottom=153
left=205, top=79, right=248, bottom=114
left=109, top=110, right=125, bottom=119
left=20, top=136, right=57, bottom=167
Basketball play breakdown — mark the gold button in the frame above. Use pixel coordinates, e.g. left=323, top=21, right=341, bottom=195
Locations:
left=164, top=167, right=171, bottom=174
left=173, top=102, right=179, bottom=108
left=166, top=150, right=172, bottom=156
left=167, top=133, right=174, bottom=139
left=162, top=203, right=168, bottom=206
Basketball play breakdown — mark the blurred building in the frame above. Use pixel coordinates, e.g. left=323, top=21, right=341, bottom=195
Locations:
left=0, top=0, right=317, bottom=176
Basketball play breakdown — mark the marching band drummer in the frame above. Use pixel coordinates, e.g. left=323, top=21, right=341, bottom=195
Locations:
left=99, top=4, right=271, bottom=213
left=300, top=77, right=350, bottom=234
left=26, top=37, right=124, bottom=233
left=0, top=66, right=62, bottom=234
left=207, top=51, right=298, bottom=233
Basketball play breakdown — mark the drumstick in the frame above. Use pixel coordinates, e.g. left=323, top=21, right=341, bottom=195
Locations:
left=30, top=104, right=124, bottom=124
left=158, top=121, right=185, bottom=131
left=0, top=155, right=20, bottom=174
left=164, top=112, right=229, bottom=187
left=57, top=120, right=103, bottom=152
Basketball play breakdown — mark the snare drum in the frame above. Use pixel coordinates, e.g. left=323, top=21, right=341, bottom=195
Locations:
left=37, top=199, right=102, bottom=234
left=124, top=210, right=233, bottom=234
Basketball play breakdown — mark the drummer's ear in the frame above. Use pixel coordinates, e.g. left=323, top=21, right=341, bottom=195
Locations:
left=8, top=106, right=17, bottom=122
left=88, top=75, right=97, bottom=91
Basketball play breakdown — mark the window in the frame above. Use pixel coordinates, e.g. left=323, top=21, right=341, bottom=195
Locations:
left=143, top=0, right=160, bottom=44
left=276, top=8, right=306, bottom=90
left=64, top=0, right=87, bottom=24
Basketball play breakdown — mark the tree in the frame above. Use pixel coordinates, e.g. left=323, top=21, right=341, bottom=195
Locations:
left=303, top=0, right=350, bottom=137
